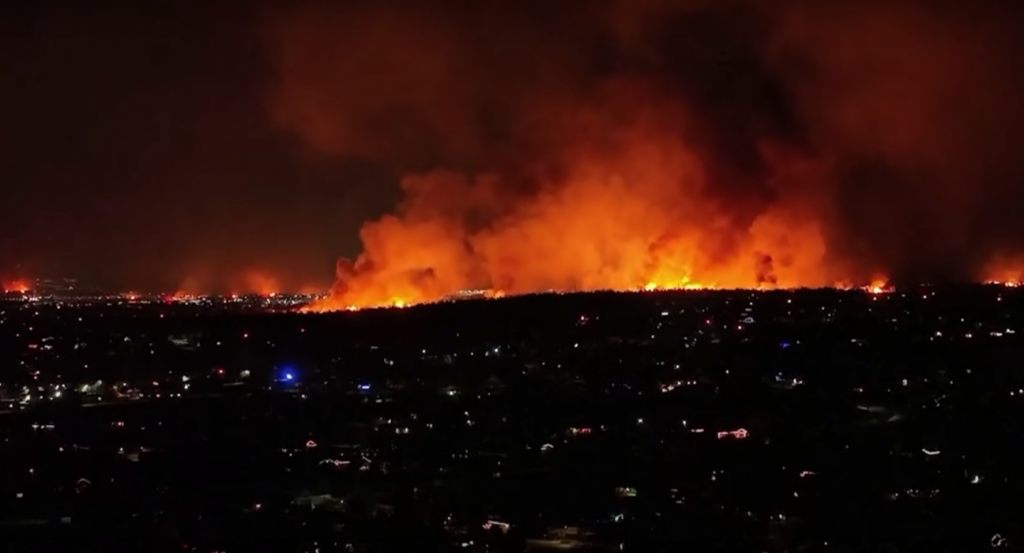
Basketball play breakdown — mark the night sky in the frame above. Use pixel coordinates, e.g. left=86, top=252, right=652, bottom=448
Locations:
left=3, top=0, right=1024, bottom=293
left=0, top=2, right=396, bottom=291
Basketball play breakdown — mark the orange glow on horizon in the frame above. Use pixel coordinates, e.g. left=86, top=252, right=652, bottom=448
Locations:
left=981, top=258, right=1024, bottom=288
left=295, top=101, right=904, bottom=314
left=2, top=280, right=31, bottom=294
left=232, top=271, right=281, bottom=297
left=262, top=1, right=1024, bottom=315
left=300, top=249, right=903, bottom=312
left=301, top=278, right=903, bottom=313
left=173, top=271, right=325, bottom=298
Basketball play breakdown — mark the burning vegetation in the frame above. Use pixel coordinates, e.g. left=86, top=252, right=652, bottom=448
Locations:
left=262, top=0, right=1024, bottom=312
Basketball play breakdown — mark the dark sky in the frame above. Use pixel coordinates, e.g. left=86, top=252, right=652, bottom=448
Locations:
left=3, top=0, right=1024, bottom=293
left=0, top=2, right=396, bottom=291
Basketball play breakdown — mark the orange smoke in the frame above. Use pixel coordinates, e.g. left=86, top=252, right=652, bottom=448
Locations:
left=2, top=279, right=30, bottom=294
left=266, top=0, right=1024, bottom=312
left=236, top=271, right=280, bottom=296
left=304, top=100, right=841, bottom=312
left=173, top=270, right=318, bottom=297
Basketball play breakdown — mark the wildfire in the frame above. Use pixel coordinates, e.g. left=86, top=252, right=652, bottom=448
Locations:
left=299, top=225, right=897, bottom=313
left=301, top=225, right=897, bottom=312
left=301, top=175, right=847, bottom=313
left=862, top=277, right=892, bottom=295
left=2, top=280, right=30, bottom=294
left=985, top=279, right=1022, bottom=288
left=981, top=259, right=1024, bottom=288
left=266, top=0, right=1024, bottom=314
left=643, top=279, right=708, bottom=292
left=303, top=278, right=900, bottom=313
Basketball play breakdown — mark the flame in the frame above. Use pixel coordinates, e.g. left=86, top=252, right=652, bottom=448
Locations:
left=301, top=157, right=882, bottom=313
left=643, top=277, right=708, bottom=292
left=862, top=276, right=892, bottom=295
left=268, top=1, right=1024, bottom=313
left=301, top=161, right=858, bottom=313
left=981, top=257, right=1024, bottom=288
left=275, top=8, right=853, bottom=315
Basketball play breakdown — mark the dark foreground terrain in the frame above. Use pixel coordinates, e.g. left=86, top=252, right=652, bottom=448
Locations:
left=0, top=285, right=1022, bottom=552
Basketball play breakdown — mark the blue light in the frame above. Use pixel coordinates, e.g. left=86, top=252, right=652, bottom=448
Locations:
left=275, top=365, right=298, bottom=383
left=357, top=383, right=371, bottom=391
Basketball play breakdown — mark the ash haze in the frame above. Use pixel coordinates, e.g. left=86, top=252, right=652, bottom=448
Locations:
left=2, top=0, right=1024, bottom=298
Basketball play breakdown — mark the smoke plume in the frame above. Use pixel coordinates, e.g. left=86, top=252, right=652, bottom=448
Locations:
left=264, top=0, right=1024, bottom=309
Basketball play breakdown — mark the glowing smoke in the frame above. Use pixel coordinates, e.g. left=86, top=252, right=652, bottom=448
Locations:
left=264, top=0, right=1024, bottom=310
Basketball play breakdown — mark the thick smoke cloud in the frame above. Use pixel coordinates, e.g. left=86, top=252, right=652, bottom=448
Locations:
left=265, top=0, right=1024, bottom=309
left=766, top=0, right=1024, bottom=280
